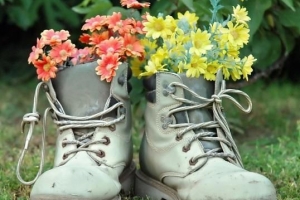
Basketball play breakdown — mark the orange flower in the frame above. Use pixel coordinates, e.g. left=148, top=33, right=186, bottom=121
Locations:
left=71, top=47, right=92, bottom=65
left=28, top=38, right=44, bottom=64
left=79, top=33, right=91, bottom=44
left=49, top=40, right=77, bottom=64
left=33, top=55, right=57, bottom=82
left=89, top=31, right=110, bottom=46
left=96, top=37, right=123, bottom=56
left=121, top=0, right=150, bottom=9
left=82, top=15, right=108, bottom=32
left=122, top=34, right=144, bottom=58
left=41, top=29, right=70, bottom=46
left=95, top=53, right=121, bottom=82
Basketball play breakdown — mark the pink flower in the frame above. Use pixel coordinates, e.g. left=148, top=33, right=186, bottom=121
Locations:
left=28, top=38, right=44, bottom=64
left=33, top=55, right=57, bottom=82
left=120, top=0, right=150, bottom=9
left=71, top=47, right=92, bottom=65
left=82, top=15, right=108, bottom=32
left=95, top=53, right=121, bottom=82
left=41, top=29, right=70, bottom=46
left=96, top=37, right=123, bottom=56
left=49, top=40, right=77, bottom=64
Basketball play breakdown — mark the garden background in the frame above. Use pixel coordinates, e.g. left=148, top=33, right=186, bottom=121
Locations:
left=0, top=0, right=300, bottom=199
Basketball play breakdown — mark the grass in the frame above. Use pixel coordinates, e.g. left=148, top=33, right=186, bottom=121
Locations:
left=0, top=79, right=299, bottom=200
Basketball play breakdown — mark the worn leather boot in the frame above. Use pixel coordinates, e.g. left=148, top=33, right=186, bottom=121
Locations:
left=17, top=62, right=135, bottom=200
left=135, top=71, right=277, bottom=200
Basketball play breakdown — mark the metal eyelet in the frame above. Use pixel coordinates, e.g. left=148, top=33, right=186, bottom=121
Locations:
left=103, top=136, right=110, bottom=145
left=182, top=145, right=190, bottom=152
left=175, top=134, right=183, bottom=141
left=109, top=124, right=116, bottom=131
left=96, top=150, right=105, bottom=158
left=61, top=138, right=67, bottom=148
left=63, top=154, right=68, bottom=160
left=189, top=157, right=198, bottom=166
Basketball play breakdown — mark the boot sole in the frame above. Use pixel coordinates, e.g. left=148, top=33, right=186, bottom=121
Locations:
left=135, top=170, right=181, bottom=200
left=30, top=162, right=136, bottom=200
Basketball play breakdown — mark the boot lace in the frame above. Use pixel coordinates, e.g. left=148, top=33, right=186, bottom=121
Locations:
left=163, top=80, right=252, bottom=171
left=16, top=82, right=125, bottom=185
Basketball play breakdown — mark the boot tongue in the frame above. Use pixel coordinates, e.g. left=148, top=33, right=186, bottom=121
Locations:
left=52, top=62, right=110, bottom=117
left=178, top=74, right=221, bottom=152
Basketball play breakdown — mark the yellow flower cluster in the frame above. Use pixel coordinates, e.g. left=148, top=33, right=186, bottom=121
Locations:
left=131, top=5, right=256, bottom=81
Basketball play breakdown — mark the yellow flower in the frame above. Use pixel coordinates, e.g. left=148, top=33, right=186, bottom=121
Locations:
left=222, top=66, right=230, bottom=80
left=232, top=5, right=251, bottom=25
left=130, top=57, right=145, bottom=78
left=230, top=67, right=242, bottom=81
left=220, top=21, right=250, bottom=47
left=152, top=47, right=168, bottom=61
left=184, top=56, right=207, bottom=78
left=189, top=29, right=213, bottom=56
left=177, top=11, right=199, bottom=27
left=166, top=15, right=177, bottom=33
left=141, top=38, right=157, bottom=52
left=204, top=61, right=220, bottom=80
left=139, top=57, right=167, bottom=77
left=242, top=54, right=256, bottom=80
left=143, top=15, right=173, bottom=39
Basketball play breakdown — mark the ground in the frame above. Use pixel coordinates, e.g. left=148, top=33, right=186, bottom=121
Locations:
left=0, top=79, right=299, bottom=200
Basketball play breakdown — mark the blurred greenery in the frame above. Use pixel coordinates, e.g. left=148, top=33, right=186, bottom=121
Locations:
left=0, top=0, right=300, bottom=199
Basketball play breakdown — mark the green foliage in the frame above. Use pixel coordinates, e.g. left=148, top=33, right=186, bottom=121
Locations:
left=0, top=0, right=81, bottom=30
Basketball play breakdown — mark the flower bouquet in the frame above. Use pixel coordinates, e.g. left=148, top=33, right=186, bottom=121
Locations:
left=130, top=2, right=255, bottom=82
left=28, top=0, right=149, bottom=83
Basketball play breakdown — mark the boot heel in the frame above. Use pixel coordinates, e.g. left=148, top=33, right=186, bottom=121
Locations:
left=120, top=161, right=136, bottom=195
left=134, top=170, right=180, bottom=200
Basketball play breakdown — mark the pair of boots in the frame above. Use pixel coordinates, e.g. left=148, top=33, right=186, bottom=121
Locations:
left=17, top=62, right=277, bottom=200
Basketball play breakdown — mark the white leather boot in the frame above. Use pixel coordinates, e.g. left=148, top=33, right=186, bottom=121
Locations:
left=135, top=70, right=277, bottom=200
left=17, top=62, right=135, bottom=200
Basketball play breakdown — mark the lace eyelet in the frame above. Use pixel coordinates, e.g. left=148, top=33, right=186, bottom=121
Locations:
left=189, top=157, right=198, bottom=166
left=109, top=124, right=116, bottom=131
left=62, top=138, right=67, bottom=148
left=182, top=146, right=190, bottom=152
left=103, top=136, right=110, bottom=145
left=63, top=154, right=68, bottom=160
left=175, top=135, right=182, bottom=141
left=96, top=150, right=105, bottom=158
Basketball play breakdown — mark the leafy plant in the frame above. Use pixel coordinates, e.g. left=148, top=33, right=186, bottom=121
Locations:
left=0, top=0, right=81, bottom=30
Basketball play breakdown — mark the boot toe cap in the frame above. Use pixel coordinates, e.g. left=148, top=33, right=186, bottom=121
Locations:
left=30, top=165, right=121, bottom=200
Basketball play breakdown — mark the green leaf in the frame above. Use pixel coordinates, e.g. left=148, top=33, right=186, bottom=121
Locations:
left=6, top=6, right=33, bottom=30
left=85, top=0, right=113, bottom=18
left=150, top=0, right=177, bottom=16
left=277, top=8, right=300, bottom=33
left=280, top=0, right=295, bottom=11
left=180, top=0, right=194, bottom=11
left=250, top=32, right=282, bottom=69
left=72, top=6, right=93, bottom=14
left=277, top=23, right=295, bottom=54
left=243, top=0, right=272, bottom=40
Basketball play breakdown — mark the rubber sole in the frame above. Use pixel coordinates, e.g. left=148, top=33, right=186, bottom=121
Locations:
left=134, top=170, right=181, bottom=200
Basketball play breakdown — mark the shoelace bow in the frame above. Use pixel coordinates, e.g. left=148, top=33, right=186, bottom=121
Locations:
left=16, top=82, right=125, bottom=185
left=164, top=80, right=252, bottom=171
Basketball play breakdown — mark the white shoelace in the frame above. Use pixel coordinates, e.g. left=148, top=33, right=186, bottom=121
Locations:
left=16, top=82, right=125, bottom=185
left=164, top=80, right=252, bottom=171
